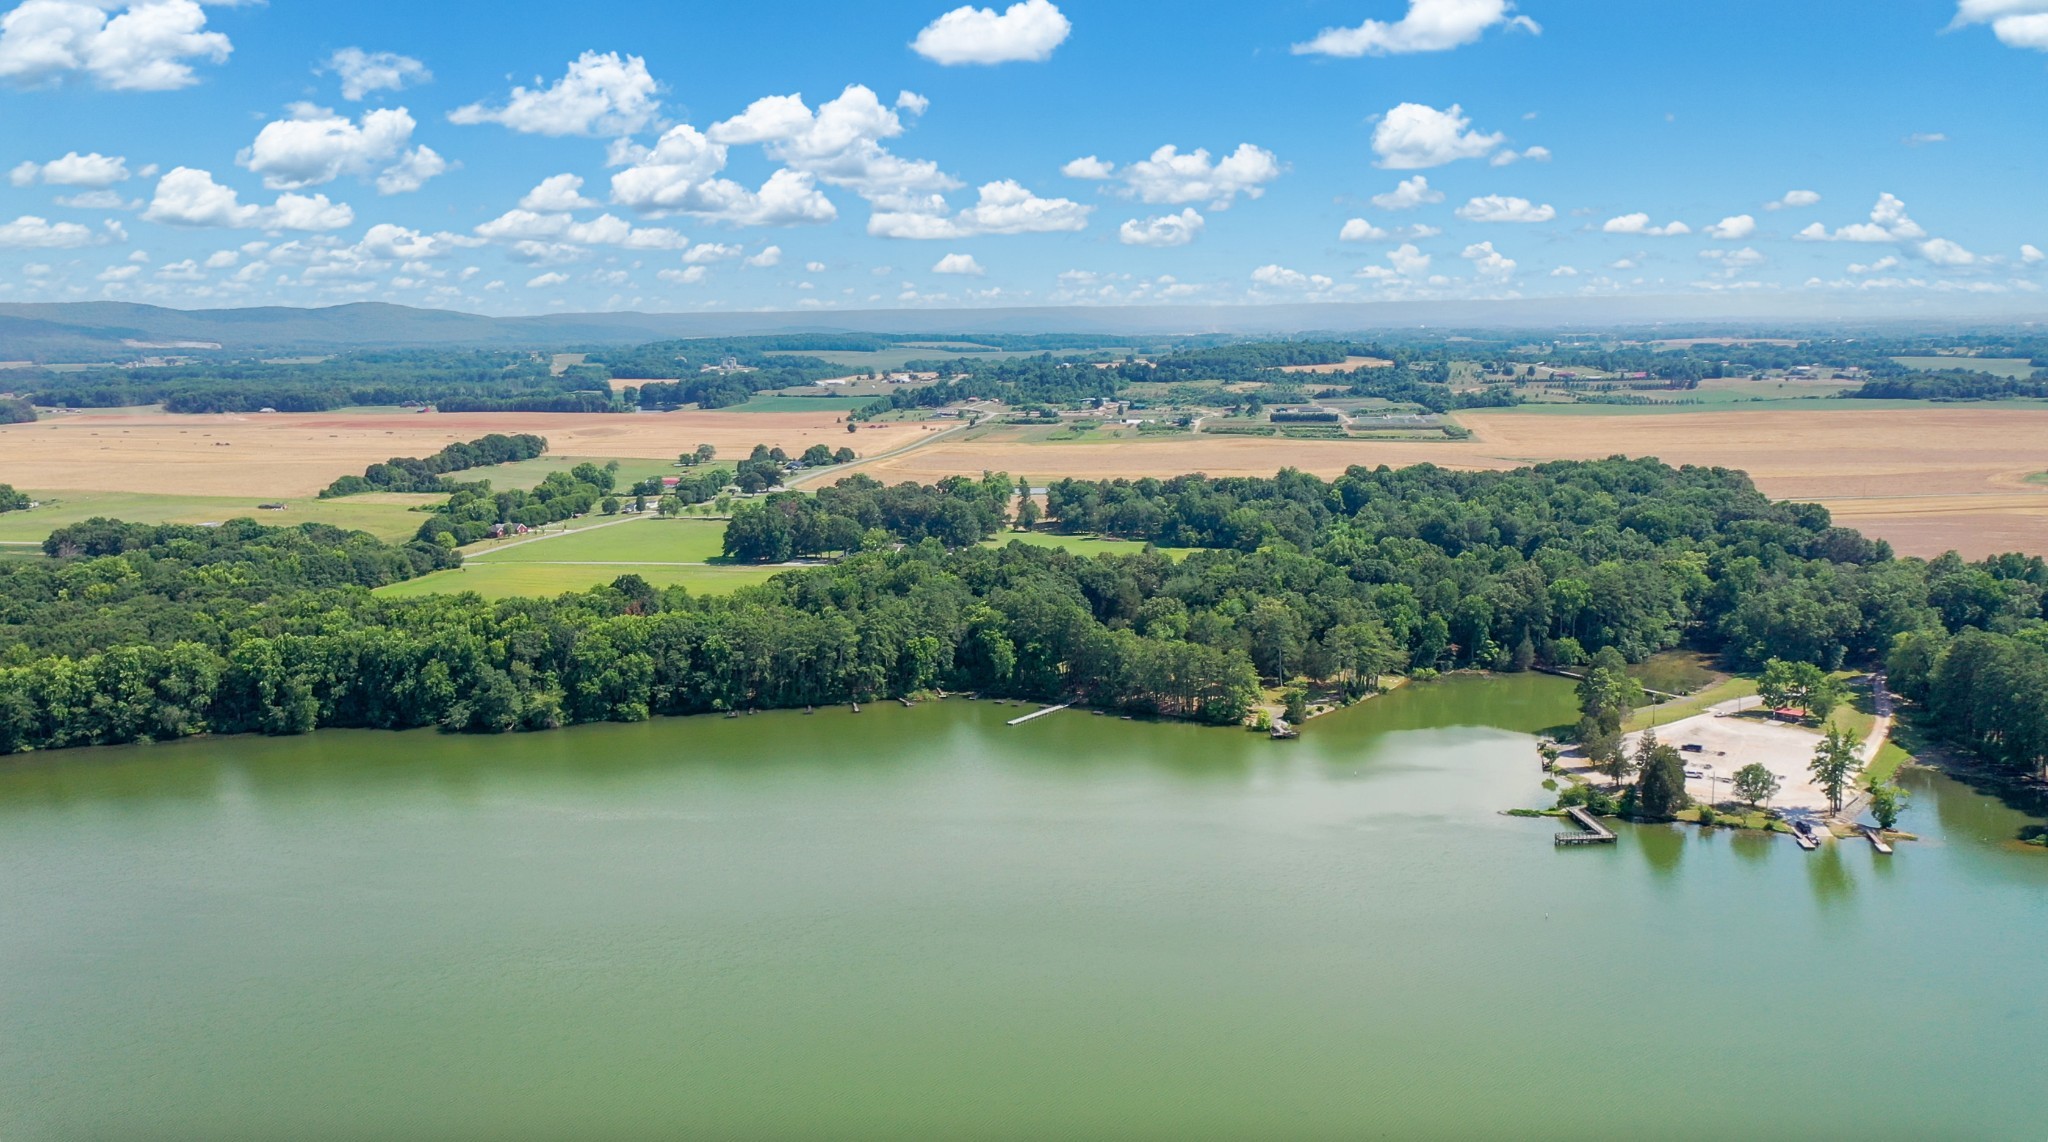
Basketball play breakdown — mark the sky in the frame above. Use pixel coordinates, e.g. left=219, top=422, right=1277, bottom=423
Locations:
left=1, top=0, right=2045, bottom=318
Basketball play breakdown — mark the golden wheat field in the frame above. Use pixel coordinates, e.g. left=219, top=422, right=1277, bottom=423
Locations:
left=857, top=407, right=2048, bottom=558
left=0, top=409, right=930, bottom=499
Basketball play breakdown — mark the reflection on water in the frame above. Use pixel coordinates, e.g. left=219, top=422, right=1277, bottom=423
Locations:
left=2, top=677, right=2047, bottom=1140
left=1807, top=841, right=1855, bottom=906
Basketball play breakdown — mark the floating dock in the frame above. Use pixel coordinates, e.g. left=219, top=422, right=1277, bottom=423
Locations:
left=1790, top=828, right=1820, bottom=851
left=1006, top=702, right=1072, bottom=726
left=1864, top=826, right=1894, bottom=854
left=1555, top=805, right=1617, bottom=846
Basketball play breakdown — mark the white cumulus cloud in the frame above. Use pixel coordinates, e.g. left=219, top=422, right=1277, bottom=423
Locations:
left=0, top=213, right=108, bottom=247
left=520, top=174, right=597, bottom=212
left=1119, top=208, right=1204, bottom=247
left=1796, top=193, right=1928, bottom=243
left=1952, top=0, right=2048, bottom=49
left=868, top=179, right=1089, bottom=239
left=710, top=84, right=955, bottom=203
left=911, top=0, right=1070, bottom=65
left=1706, top=214, right=1757, bottom=240
left=1252, top=263, right=1333, bottom=289
left=1371, top=102, right=1509, bottom=169
left=932, top=252, right=985, bottom=275
left=1071, top=143, right=1281, bottom=210
left=1339, top=217, right=1388, bottom=241
left=1603, top=213, right=1691, bottom=236
left=143, top=167, right=354, bottom=231
left=2023, top=243, right=2045, bottom=264
left=526, top=271, right=568, bottom=289
left=1461, top=240, right=1516, bottom=280
left=0, top=0, right=232, bottom=91
left=1766, top=189, right=1821, bottom=211
left=10, top=150, right=131, bottom=187
left=1371, top=174, right=1443, bottom=210
left=1293, top=0, right=1539, bottom=56
left=746, top=245, right=782, bottom=267
left=1455, top=194, right=1553, bottom=223
left=240, top=104, right=443, bottom=195
left=449, top=51, right=659, bottom=136
left=325, top=47, right=429, bottom=101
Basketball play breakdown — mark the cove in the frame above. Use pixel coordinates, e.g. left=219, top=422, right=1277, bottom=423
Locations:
left=3, top=673, right=2046, bottom=1140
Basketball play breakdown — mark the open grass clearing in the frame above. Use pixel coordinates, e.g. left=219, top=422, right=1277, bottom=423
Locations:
left=0, top=489, right=439, bottom=544
left=984, top=530, right=1190, bottom=558
left=733, top=395, right=875, bottom=414
left=1893, top=356, right=2040, bottom=379
left=471, top=518, right=729, bottom=564
left=1628, top=650, right=1721, bottom=696
left=376, top=560, right=778, bottom=601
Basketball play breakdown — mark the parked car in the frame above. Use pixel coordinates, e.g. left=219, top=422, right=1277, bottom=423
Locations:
left=1681, top=743, right=1706, bottom=753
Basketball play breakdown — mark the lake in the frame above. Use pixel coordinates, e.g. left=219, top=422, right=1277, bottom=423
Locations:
left=3, top=674, right=2045, bottom=1139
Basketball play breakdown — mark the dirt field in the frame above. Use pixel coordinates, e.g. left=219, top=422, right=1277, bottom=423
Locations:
left=0, top=409, right=927, bottom=499
left=856, top=407, right=2048, bottom=558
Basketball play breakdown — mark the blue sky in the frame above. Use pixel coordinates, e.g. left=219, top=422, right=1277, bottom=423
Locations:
left=1, top=0, right=2044, bottom=317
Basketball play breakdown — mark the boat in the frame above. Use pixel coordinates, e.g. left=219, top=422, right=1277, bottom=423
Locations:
left=1270, top=718, right=1300, bottom=740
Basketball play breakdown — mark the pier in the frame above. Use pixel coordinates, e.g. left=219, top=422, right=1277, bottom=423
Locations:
left=1006, top=702, right=1073, bottom=726
left=1555, top=805, right=1617, bottom=846
left=1864, top=826, right=1894, bottom=854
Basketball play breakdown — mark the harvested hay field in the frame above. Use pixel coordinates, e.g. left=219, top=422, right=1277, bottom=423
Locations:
left=0, top=409, right=925, bottom=499
left=854, top=406, right=2048, bottom=558
left=1276, top=356, right=1393, bottom=373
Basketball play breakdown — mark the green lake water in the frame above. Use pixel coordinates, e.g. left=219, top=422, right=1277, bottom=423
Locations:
left=4, top=673, right=2046, bottom=1139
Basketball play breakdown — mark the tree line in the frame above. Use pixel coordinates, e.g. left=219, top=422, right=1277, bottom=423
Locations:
left=723, top=473, right=1013, bottom=562
left=321, top=433, right=548, bottom=497
left=1, top=460, right=2046, bottom=776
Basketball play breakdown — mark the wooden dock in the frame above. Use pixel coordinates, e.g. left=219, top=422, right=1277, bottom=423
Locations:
left=1790, top=828, right=1819, bottom=851
left=1863, top=826, right=1894, bottom=854
left=1555, top=806, right=1617, bottom=846
left=1006, top=702, right=1073, bottom=726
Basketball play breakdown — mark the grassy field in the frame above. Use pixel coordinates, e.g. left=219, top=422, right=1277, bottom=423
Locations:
left=470, top=519, right=729, bottom=564
left=1893, top=356, right=2040, bottom=379
left=376, top=561, right=778, bottom=601
left=1624, top=676, right=1759, bottom=733
left=984, top=530, right=1185, bottom=557
left=734, top=395, right=875, bottom=414
left=1627, top=650, right=1721, bottom=695
left=0, top=489, right=439, bottom=544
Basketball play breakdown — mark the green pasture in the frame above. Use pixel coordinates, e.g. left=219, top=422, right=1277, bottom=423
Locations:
left=1892, top=356, right=2039, bottom=379
left=376, top=561, right=779, bottom=601
left=469, top=519, right=729, bottom=564
left=985, top=530, right=1191, bottom=559
left=0, top=490, right=439, bottom=544
left=733, top=395, right=876, bottom=413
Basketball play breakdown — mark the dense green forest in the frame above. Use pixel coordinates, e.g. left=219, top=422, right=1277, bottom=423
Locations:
left=723, top=474, right=1014, bottom=562
left=2, top=458, right=2046, bottom=787
left=321, top=433, right=549, bottom=497
left=0, top=396, right=35, bottom=424
left=1846, top=372, right=2048, bottom=400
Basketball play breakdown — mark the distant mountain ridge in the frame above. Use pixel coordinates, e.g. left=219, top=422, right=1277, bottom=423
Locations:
left=0, top=297, right=2037, bottom=361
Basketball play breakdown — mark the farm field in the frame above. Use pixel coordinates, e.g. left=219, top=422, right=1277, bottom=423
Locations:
left=0, top=408, right=923, bottom=499
left=733, top=395, right=879, bottom=413
left=376, top=561, right=778, bottom=601
left=850, top=406, right=2048, bottom=558
left=468, top=519, right=729, bottom=564
left=0, top=489, right=438, bottom=544
left=1893, top=356, right=2039, bottom=378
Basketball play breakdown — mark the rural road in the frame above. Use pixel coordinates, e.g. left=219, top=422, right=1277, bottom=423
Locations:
left=787, top=418, right=978, bottom=488
left=462, top=512, right=657, bottom=558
